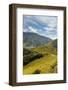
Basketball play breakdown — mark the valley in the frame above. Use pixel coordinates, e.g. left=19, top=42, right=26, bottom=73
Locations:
left=23, top=33, right=57, bottom=75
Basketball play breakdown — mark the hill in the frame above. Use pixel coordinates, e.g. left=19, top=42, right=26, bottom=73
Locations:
left=51, top=39, right=57, bottom=48
left=23, top=32, right=52, bottom=48
left=23, top=39, right=57, bottom=75
left=23, top=48, right=43, bottom=66
left=31, top=39, right=57, bottom=55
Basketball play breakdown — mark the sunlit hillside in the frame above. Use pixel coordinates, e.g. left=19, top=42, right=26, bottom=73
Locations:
left=23, top=40, right=57, bottom=75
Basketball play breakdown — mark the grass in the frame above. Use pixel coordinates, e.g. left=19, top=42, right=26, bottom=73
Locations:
left=23, top=52, right=57, bottom=75
left=23, top=42, right=57, bottom=75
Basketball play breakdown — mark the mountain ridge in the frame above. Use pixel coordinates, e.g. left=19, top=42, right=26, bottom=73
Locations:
left=23, top=32, right=52, bottom=48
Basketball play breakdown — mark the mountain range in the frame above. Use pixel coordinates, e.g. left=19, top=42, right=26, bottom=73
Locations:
left=23, top=32, right=52, bottom=48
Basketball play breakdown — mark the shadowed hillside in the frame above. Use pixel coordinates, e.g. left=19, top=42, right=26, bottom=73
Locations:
left=23, top=48, right=43, bottom=66
left=23, top=32, right=52, bottom=48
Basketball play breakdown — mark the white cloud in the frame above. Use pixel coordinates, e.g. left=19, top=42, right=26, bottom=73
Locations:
left=23, top=29, right=28, bottom=32
left=28, top=26, right=38, bottom=33
left=44, top=27, right=56, bottom=31
left=23, top=27, right=38, bottom=33
left=35, top=16, right=57, bottom=28
left=48, top=21, right=57, bottom=28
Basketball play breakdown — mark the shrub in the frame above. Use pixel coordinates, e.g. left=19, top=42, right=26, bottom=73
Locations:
left=33, top=69, right=41, bottom=74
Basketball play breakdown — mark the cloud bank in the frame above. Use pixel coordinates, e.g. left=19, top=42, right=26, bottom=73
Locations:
left=23, top=15, right=57, bottom=39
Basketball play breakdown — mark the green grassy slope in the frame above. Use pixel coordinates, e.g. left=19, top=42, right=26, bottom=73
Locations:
left=23, top=41, right=57, bottom=75
left=23, top=53, right=57, bottom=74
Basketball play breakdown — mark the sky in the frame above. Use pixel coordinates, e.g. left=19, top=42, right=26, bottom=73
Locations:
left=23, top=15, right=57, bottom=40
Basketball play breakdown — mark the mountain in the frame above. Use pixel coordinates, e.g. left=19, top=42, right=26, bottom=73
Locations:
left=31, top=39, right=57, bottom=55
left=51, top=39, right=57, bottom=48
left=23, top=32, right=52, bottom=48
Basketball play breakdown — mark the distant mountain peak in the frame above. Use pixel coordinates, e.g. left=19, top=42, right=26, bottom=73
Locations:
left=23, top=32, right=52, bottom=48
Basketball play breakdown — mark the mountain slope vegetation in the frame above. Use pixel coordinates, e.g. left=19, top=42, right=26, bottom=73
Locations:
left=23, top=32, right=52, bottom=48
left=23, top=39, right=57, bottom=75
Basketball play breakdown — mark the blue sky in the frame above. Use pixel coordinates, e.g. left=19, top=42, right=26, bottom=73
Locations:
left=23, top=15, right=57, bottom=39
